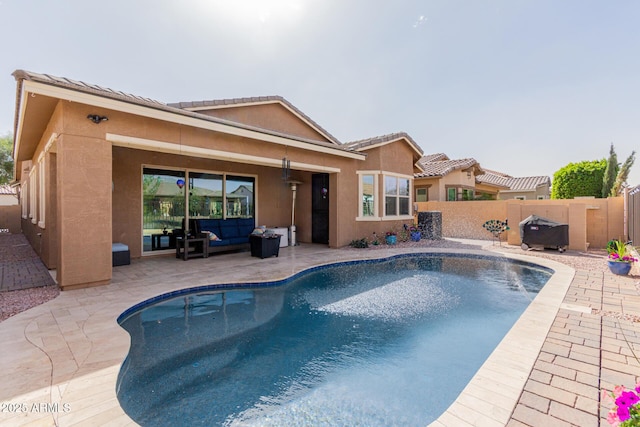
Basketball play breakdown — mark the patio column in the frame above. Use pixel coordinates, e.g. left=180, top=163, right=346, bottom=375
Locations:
left=56, top=134, right=112, bottom=290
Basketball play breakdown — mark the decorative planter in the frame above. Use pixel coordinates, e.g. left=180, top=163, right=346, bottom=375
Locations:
left=607, top=260, right=632, bottom=276
left=385, top=235, right=397, bottom=245
left=410, top=232, right=421, bottom=242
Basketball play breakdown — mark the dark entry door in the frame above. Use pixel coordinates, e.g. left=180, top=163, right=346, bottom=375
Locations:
left=312, top=173, right=329, bottom=244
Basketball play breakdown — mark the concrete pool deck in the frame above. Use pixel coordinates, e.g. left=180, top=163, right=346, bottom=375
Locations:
left=0, top=239, right=638, bottom=426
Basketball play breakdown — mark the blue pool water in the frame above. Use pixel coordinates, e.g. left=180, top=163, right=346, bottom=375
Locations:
left=117, top=254, right=551, bottom=426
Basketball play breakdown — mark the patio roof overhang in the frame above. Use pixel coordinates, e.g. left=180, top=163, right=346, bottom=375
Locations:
left=12, top=71, right=365, bottom=179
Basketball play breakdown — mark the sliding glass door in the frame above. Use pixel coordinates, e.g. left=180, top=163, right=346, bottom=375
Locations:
left=142, top=167, right=255, bottom=254
left=142, top=168, right=186, bottom=253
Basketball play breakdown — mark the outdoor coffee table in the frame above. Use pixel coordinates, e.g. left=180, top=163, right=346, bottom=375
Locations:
left=175, top=237, right=208, bottom=261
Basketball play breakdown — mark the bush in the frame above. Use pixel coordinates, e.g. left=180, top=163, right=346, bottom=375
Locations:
left=349, top=238, right=369, bottom=248
left=551, top=159, right=606, bottom=199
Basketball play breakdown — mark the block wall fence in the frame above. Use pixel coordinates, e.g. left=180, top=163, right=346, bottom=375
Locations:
left=416, top=197, right=624, bottom=251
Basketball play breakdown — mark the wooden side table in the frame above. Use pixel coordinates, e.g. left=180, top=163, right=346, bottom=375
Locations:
left=175, top=237, right=208, bottom=261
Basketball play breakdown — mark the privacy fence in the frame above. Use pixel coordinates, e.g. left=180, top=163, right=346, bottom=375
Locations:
left=416, top=197, right=624, bottom=251
left=628, top=186, right=640, bottom=246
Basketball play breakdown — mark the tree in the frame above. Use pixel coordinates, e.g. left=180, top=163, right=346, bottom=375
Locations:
left=0, top=133, right=14, bottom=185
left=551, top=159, right=607, bottom=199
left=611, top=150, right=636, bottom=196
left=602, top=143, right=618, bottom=198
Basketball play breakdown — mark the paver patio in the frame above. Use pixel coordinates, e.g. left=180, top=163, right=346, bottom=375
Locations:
left=0, top=238, right=638, bottom=426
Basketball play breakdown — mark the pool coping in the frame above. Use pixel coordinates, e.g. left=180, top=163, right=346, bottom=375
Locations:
left=0, top=246, right=574, bottom=426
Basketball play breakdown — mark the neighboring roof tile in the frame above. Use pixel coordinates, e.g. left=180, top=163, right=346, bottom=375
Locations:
left=12, top=70, right=350, bottom=153
left=168, top=95, right=341, bottom=145
left=415, top=158, right=480, bottom=178
left=476, top=170, right=550, bottom=191
left=420, top=153, right=449, bottom=163
left=504, top=175, right=551, bottom=191
left=343, top=132, right=423, bottom=156
left=0, top=184, right=16, bottom=195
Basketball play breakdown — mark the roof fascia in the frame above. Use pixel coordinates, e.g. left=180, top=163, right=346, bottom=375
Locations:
left=19, top=80, right=365, bottom=161
left=13, top=82, right=28, bottom=171
left=181, top=99, right=339, bottom=145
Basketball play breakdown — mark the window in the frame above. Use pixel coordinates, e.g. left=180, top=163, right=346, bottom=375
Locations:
left=21, top=181, right=28, bottom=219
left=515, top=196, right=526, bottom=200
left=142, top=167, right=255, bottom=253
left=447, top=187, right=474, bottom=201
left=38, top=158, right=45, bottom=228
left=225, top=175, right=255, bottom=218
left=415, top=187, right=428, bottom=202
left=384, top=175, right=410, bottom=217
left=358, top=173, right=377, bottom=218
left=189, top=172, right=223, bottom=219
left=29, top=168, right=37, bottom=224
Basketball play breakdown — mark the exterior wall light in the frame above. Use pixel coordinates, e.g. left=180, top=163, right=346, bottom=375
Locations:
left=87, top=114, right=108, bottom=124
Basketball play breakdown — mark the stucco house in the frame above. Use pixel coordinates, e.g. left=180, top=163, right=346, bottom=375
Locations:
left=414, top=153, right=550, bottom=201
left=414, top=154, right=494, bottom=201
left=476, top=169, right=551, bottom=200
left=11, top=70, right=424, bottom=290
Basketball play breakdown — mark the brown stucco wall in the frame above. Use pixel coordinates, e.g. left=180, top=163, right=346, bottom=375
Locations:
left=198, top=103, right=332, bottom=143
left=20, top=101, right=66, bottom=269
left=56, top=132, right=112, bottom=289
left=417, top=197, right=624, bottom=250
left=0, top=205, right=21, bottom=233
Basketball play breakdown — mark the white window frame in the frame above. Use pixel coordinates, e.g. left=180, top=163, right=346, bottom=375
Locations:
left=21, top=181, right=28, bottom=219
left=356, top=171, right=379, bottom=220
left=29, top=167, right=37, bottom=224
left=37, top=155, right=46, bottom=228
left=382, top=173, right=412, bottom=220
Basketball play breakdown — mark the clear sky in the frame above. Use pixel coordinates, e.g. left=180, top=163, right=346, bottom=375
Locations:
left=1, top=0, right=638, bottom=186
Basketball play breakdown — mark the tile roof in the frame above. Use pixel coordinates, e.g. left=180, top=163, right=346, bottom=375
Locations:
left=168, top=96, right=341, bottom=145
left=12, top=70, right=350, bottom=154
left=0, top=184, right=16, bottom=195
left=416, top=157, right=550, bottom=192
left=503, top=175, right=551, bottom=191
left=420, top=153, right=449, bottom=163
left=415, top=158, right=481, bottom=178
left=476, top=170, right=550, bottom=191
left=343, top=132, right=423, bottom=156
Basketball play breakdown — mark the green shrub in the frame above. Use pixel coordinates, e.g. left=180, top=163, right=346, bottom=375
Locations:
left=551, top=159, right=606, bottom=199
left=349, top=238, right=369, bottom=248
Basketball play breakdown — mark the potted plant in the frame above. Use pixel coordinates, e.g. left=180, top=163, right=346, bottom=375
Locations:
left=385, top=231, right=397, bottom=245
left=409, top=225, right=421, bottom=242
left=603, top=382, right=640, bottom=426
left=607, top=239, right=637, bottom=275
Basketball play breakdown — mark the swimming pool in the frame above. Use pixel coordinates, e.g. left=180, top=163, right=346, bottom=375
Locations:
left=116, top=254, right=552, bottom=426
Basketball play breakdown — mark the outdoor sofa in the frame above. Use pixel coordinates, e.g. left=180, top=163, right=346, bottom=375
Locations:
left=189, top=218, right=255, bottom=254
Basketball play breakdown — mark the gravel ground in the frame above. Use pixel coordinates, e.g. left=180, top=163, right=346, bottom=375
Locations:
left=0, top=237, right=629, bottom=323
left=0, top=285, right=60, bottom=322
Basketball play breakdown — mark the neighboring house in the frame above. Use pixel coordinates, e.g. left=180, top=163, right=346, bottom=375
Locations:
left=415, top=154, right=550, bottom=201
left=0, top=184, right=18, bottom=206
left=477, top=169, right=551, bottom=200
left=11, top=70, right=423, bottom=289
left=414, top=154, right=490, bottom=201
